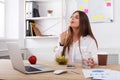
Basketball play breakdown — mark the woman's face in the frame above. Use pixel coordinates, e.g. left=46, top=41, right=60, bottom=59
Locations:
left=69, top=12, right=80, bottom=29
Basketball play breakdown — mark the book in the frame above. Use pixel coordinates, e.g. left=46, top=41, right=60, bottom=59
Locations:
left=25, top=2, right=33, bottom=18
left=30, top=22, right=34, bottom=36
left=33, top=8, right=40, bottom=17
left=26, top=20, right=30, bottom=36
left=26, top=20, right=35, bottom=36
left=26, top=2, right=40, bottom=18
left=30, top=22, right=42, bottom=36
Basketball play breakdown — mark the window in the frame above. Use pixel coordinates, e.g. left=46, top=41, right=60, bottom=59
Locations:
left=0, top=0, right=5, bottom=38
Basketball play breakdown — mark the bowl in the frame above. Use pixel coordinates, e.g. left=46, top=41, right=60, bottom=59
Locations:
left=56, top=56, right=68, bottom=65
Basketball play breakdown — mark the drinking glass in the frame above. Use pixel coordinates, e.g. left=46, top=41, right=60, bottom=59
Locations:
left=82, top=51, right=92, bottom=69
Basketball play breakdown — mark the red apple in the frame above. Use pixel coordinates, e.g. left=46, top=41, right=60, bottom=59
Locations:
left=28, top=55, right=37, bottom=64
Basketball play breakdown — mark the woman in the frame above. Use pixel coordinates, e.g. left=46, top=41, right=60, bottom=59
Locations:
left=55, top=10, right=98, bottom=68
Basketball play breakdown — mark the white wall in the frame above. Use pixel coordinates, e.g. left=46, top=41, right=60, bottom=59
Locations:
left=5, top=0, right=19, bottom=39
left=65, top=0, right=120, bottom=48
left=0, top=0, right=19, bottom=58
left=18, top=0, right=25, bottom=48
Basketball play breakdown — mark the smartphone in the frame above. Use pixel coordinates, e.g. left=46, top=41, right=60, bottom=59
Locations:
left=66, top=64, right=76, bottom=69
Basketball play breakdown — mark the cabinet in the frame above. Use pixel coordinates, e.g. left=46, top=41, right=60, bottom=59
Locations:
left=25, top=0, right=64, bottom=39
left=19, top=0, right=66, bottom=50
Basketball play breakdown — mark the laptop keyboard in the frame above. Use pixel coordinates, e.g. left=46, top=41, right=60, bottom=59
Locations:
left=25, top=66, right=41, bottom=72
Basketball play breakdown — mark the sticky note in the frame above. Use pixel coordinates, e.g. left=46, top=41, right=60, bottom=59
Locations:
left=93, top=15, right=98, bottom=20
left=79, top=6, right=84, bottom=11
left=104, top=0, right=111, bottom=2
left=106, top=2, right=111, bottom=7
left=99, top=15, right=104, bottom=20
left=84, top=9, right=88, bottom=14
left=104, top=0, right=106, bottom=1
left=84, top=0, right=89, bottom=3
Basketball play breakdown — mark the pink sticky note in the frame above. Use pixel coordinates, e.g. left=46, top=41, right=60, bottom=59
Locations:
left=84, top=9, right=88, bottom=14
left=106, top=2, right=111, bottom=7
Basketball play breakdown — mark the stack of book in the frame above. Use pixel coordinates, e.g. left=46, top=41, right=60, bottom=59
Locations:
left=26, top=20, right=42, bottom=36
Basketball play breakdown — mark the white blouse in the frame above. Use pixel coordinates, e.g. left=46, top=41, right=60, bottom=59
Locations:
left=55, top=35, right=98, bottom=64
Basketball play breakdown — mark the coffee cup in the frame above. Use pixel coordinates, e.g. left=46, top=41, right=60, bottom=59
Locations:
left=97, top=52, right=108, bottom=66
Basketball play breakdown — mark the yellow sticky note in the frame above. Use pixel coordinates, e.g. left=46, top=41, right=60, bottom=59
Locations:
left=84, top=0, right=89, bottom=3
left=104, top=0, right=107, bottom=2
left=104, top=0, right=111, bottom=2
left=93, top=15, right=98, bottom=20
left=99, top=15, right=104, bottom=20
left=79, top=6, right=84, bottom=11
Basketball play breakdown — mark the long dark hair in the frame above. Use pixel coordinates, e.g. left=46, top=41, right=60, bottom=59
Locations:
left=62, top=10, right=98, bottom=56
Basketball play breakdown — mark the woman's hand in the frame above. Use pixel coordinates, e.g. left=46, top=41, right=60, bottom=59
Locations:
left=87, top=58, right=94, bottom=68
left=60, top=31, right=67, bottom=45
left=82, top=58, right=95, bottom=68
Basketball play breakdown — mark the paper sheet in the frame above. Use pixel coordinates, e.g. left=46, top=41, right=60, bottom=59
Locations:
left=82, top=69, right=120, bottom=80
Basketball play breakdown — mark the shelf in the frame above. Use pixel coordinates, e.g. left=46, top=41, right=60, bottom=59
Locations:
left=26, top=35, right=59, bottom=39
left=26, top=16, right=62, bottom=20
left=26, top=0, right=58, bottom=2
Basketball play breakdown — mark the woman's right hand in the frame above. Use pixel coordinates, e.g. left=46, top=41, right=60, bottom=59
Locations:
left=60, top=31, right=67, bottom=45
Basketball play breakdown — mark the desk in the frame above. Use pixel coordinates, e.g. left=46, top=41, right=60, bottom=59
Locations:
left=0, top=59, right=120, bottom=80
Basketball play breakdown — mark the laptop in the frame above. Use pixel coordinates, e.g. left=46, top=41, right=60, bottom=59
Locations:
left=8, top=42, right=54, bottom=74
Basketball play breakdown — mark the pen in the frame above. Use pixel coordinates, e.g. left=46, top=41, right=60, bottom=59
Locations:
left=71, top=71, right=80, bottom=74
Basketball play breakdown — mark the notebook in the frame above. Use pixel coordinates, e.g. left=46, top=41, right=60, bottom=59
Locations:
left=8, top=42, right=54, bottom=74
